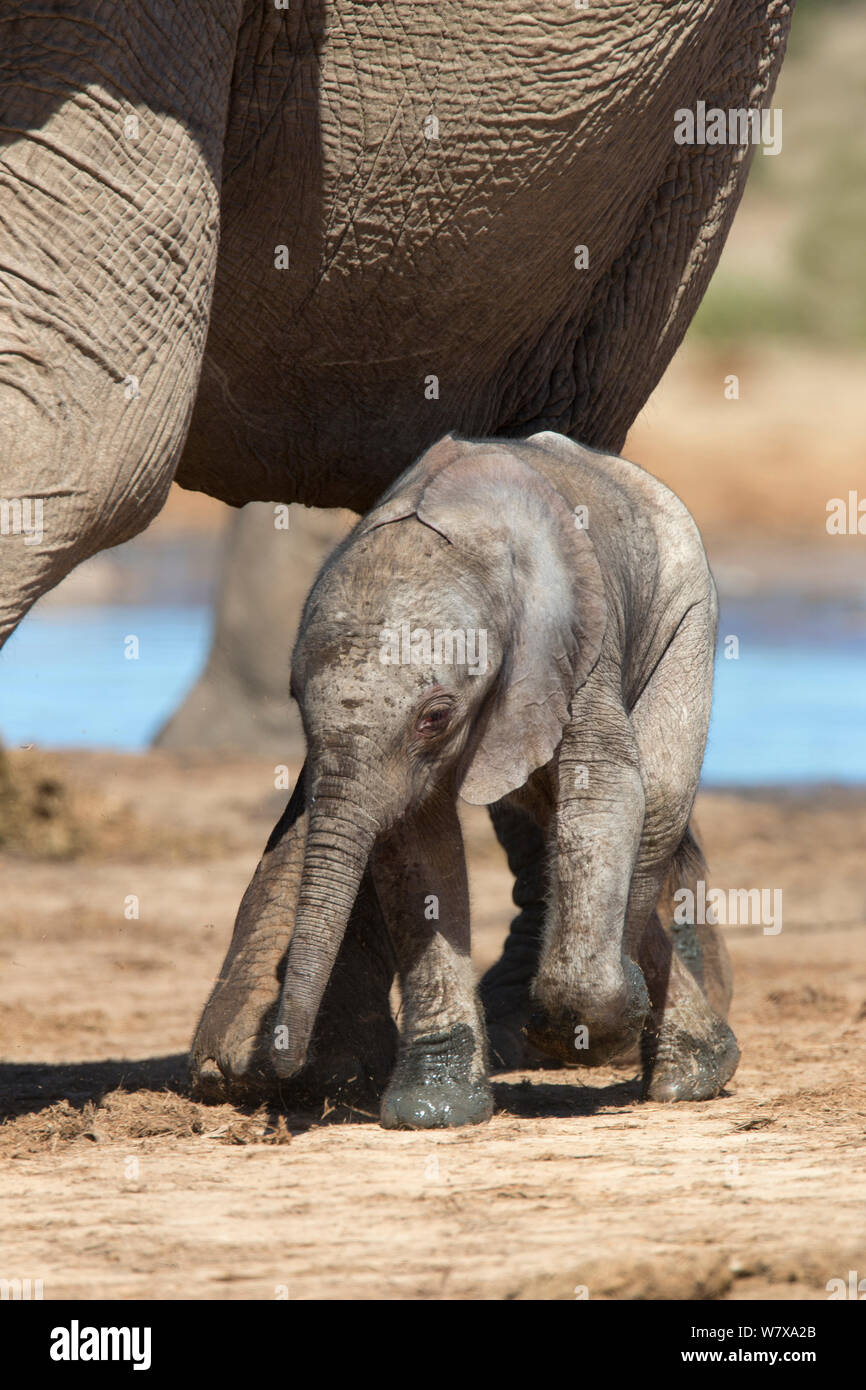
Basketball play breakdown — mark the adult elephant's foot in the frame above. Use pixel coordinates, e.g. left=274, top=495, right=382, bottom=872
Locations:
left=380, top=1025, right=493, bottom=1129
left=525, top=957, right=650, bottom=1067
left=638, top=914, right=740, bottom=1101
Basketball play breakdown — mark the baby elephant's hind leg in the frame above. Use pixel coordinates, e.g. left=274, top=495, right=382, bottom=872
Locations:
left=627, top=600, right=739, bottom=1101
left=479, top=801, right=553, bottom=1071
left=638, top=913, right=739, bottom=1101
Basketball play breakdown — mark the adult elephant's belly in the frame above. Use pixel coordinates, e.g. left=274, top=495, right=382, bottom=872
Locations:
left=175, top=0, right=772, bottom=510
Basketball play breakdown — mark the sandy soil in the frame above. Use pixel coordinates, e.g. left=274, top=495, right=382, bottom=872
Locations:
left=1, top=750, right=864, bottom=1301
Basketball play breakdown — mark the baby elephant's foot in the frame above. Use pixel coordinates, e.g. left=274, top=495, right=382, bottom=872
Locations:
left=481, top=983, right=564, bottom=1072
left=641, top=1016, right=740, bottom=1102
left=380, top=1024, right=493, bottom=1129
left=526, top=959, right=650, bottom=1067
left=481, top=957, right=557, bottom=1072
left=486, top=1018, right=564, bottom=1073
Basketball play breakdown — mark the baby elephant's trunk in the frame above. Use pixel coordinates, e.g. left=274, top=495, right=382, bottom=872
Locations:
left=272, top=800, right=377, bottom=1077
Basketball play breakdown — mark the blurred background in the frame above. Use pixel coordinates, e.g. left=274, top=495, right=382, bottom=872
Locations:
left=2, top=0, right=864, bottom=785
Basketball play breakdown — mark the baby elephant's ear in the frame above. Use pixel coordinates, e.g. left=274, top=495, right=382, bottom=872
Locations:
left=414, top=445, right=608, bottom=805
left=356, top=434, right=463, bottom=535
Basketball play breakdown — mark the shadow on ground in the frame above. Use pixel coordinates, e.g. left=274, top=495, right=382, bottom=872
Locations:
left=0, top=1054, right=380, bottom=1144
left=0, top=1054, right=190, bottom=1122
left=492, top=1074, right=642, bottom=1118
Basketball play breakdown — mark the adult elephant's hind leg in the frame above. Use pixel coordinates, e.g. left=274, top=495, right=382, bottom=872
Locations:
left=191, top=763, right=397, bottom=1108
left=627, top=602, right=739, bottom=1102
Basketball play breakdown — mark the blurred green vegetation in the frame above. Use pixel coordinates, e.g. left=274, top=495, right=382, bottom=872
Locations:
left=692, top=281, right=811, bottom=341
left=793, top=0, right=858, bottom=18
left=691, top=1, right=866, bottom=347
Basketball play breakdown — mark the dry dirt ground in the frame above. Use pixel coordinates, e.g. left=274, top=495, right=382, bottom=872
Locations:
left=1, top=749, right=865, bottom=1301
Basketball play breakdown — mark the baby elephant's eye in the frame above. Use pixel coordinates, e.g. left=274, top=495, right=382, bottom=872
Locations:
left=416, top=705, right=451, bottom=736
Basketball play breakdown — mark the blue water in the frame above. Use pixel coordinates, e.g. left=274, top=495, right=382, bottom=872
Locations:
left=0, top=599, right=864, bottom=784
left=0, top=605, right=214, bottom=750
left=707, top=646, right=866, bottom=783
left=706, top=594, right=866, bottom=783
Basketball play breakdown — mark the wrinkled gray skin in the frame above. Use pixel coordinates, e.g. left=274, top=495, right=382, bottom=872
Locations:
left=198, top=432, right=739, bottom=1129
left=0, top=1, right=787, bottom=1109
left=0, top=1, right=792, bottom=641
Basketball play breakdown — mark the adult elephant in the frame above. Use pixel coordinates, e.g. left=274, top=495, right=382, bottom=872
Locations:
left=0, top=0, right=791, bottom=1100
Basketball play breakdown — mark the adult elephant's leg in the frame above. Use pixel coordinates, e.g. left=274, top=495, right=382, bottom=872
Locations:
left=0, top=3, right=243, bottom=645
left=155, top=504, right=353, bottom=755
left=479, top=800, right=553, bottom=1072
left=372, top=800, right=492, bottom=1130
left=191, top=763, right=398, bottom=1107
left=625, top=601, right=739, bottom=1101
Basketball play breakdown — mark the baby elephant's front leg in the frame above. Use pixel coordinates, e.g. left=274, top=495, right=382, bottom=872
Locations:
left=371, top=799, right=493, bottom=1129
left=527, top=683, right=650, bottom=1065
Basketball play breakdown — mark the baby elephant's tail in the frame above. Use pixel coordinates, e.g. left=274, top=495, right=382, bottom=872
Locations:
left=661, top=820, right=733, bottom=1019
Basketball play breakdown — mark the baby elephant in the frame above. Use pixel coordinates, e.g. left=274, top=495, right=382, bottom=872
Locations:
left=272, top=431, right=739, bottom=1127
